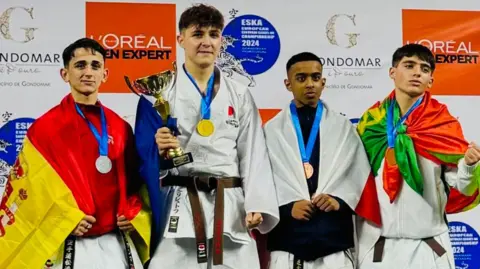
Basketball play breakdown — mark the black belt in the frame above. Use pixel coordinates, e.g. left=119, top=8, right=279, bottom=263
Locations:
left=61, top=229, right=134, bottom=268
left=293, top=256, right=304, bottom=269
left=292, top=250, right=353, bottom=269
left=162, top=175, right=242, bottom=265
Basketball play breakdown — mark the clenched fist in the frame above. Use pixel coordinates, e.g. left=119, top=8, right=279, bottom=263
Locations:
left=246, top=212, right=263, bottom=229
left=155, top=127, right=180, bottom=156
left=465, top=142, right=480, bottom=166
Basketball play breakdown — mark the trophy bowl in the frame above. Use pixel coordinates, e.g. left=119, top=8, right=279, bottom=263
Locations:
left=124, top=62, right=177, bottom=123
left=124, top=61, right=193, bottom=168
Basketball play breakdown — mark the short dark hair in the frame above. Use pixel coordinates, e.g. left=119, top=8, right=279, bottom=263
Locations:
left=62, top=38, right=106, bottom=67
left=178, top=4, right=224, bottom=32
left=286, top=52, right=322, bottom=72
left=392, top=44, right=435, bottom=72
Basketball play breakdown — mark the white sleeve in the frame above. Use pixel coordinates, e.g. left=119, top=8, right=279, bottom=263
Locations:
left=444, top=158, right=479, bottom=196
left=237, top=89, right=279, bottom=234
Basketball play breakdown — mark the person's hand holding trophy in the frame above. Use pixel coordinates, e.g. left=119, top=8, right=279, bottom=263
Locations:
left=155, top=127, right=181, bottom=158
left=124, top=61, right=193, bottom=169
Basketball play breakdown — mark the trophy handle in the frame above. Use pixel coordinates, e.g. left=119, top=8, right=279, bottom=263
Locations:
left=124, top=76, right=140, bottom=96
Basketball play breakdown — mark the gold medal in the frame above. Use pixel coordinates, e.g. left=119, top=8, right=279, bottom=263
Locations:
left=385, top=147, right=397, bottom=166
left=197, top=119, right=215, bottom=137
left=303, top=162, right=314, bottom=179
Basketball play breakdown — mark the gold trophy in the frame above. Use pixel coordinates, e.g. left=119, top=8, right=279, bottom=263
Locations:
left=124, top=61, right=193, bottom=168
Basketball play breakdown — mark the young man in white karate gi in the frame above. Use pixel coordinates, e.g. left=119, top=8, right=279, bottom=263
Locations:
left=144, top=4, right=280, bottom=269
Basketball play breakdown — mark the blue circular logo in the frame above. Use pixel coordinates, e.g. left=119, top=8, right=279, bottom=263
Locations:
left=222, top=14, right=281, bottom=77
left=0, top=118, right=35, bottom=165
left=449, top=221, right=480, bottom=269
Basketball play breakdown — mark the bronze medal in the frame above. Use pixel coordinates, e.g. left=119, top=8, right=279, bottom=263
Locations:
left=385, top=147, right=397, bottom=165
left=303, top=162, right=314, bottom=179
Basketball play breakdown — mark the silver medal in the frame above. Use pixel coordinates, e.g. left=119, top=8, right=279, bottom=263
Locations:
left=95, top=155, right=112, bottom=174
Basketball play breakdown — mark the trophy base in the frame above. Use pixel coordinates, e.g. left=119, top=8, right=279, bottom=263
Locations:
left=160, top=152, right=194, bottom=170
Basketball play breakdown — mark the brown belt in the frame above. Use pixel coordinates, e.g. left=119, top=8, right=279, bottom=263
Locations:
left=162, top=175, right=242, bottom=265
left=372, top=236, right=446, bottom=262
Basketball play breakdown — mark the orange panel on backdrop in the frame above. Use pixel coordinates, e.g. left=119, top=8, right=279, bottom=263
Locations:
left=86, top=2, right=176, bottom=93
left=402, top=9, right=480, bottom=96
left=259, top=109, right=281, bottom=125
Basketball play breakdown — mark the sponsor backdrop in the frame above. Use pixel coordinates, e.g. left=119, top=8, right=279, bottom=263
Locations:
left=1, top=0, right=480, bottom=267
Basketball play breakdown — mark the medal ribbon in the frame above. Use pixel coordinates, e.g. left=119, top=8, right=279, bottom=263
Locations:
left=184, top=65, right=215, bottom=120
left=290, top=100, right=323, bottom=164
left=75, top=103, right=109, bottom=157
left=386, top=96, right=423, bottom=148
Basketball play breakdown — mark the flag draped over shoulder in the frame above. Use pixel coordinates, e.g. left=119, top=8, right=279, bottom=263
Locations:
left=264, top=103, right=381, bottom=226
left=0, top=137, right=84, bottom=269
left=357, top=90, right=480, bottom=213
left=0, top=94, right=151, bottom=268
left=134, top=95, right=173, bottom=258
